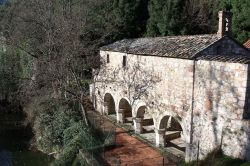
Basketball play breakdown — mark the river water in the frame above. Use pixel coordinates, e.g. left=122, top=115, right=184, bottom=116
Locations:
left=0, top=111, right=53, bottom=166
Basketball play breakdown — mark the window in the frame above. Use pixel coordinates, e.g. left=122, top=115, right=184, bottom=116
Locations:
left=122, top=55, right=127, bottom=67
left=107, top=54, right=110, bottom=63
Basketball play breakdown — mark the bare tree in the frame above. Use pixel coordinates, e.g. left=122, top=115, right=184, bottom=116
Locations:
left=94, top=58, right=161, bottom=110
left=0, top=0, right=108, bottom=125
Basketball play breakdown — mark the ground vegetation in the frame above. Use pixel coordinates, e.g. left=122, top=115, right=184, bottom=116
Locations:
left=0, top=0, right=249, bottom=165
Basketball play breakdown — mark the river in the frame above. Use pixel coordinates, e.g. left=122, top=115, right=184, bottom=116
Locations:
left=0, top=109, right=53, bottom=166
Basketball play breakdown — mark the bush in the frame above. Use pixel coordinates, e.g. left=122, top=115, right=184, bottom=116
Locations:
left=52, top=121, right=103, bottom=165
left=33, top=102, right=81, bottom=153
left=180, top=149, right=250, bottom=166
left=33, top=99, right=103, bottom=165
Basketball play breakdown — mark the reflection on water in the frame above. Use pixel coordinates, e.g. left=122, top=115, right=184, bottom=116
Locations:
left=0, top=111, right=53, bottom=166
left=0, top=149, right=11, bottom=166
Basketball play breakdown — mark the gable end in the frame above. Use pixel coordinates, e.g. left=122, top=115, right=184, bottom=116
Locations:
left=194, top=36, right=250, bottom=63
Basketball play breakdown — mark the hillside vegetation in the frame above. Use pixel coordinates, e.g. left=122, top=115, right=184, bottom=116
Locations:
left=0, top=0, right=249, bottom=165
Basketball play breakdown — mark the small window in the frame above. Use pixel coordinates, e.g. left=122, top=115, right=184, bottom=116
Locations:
left=122, top=56, right=127, bottom=67
left=107, top=54, right=110, bottom=63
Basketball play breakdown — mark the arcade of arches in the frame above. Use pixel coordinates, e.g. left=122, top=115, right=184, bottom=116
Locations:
left=102, top=93, right=186, bottom=155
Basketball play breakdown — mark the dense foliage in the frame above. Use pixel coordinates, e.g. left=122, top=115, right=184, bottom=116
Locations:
left=146, top=0, right=250, bottom=41
left=33, top=99, right=103, bottom=165
left=229, top=0, right=250, bottom=42
left=0, top=0, right=249, bottom=103
left=0, top=0, right=249, bottom=165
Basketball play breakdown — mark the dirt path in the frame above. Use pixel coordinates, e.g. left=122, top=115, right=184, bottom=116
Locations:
left=104, top=128, right=177, bottom=166
left=85, top=105, right=177, bottom=166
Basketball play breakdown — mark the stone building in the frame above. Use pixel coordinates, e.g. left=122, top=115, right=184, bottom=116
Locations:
left=91, top=11, right=250, bottom=161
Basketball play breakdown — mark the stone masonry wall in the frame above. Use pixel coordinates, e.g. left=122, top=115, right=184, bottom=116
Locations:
left=187, top=60, right=250, bottom=161
left=92, top=50, right=250, bottom=161
left=244, top=66, right=250, bottom=119
left=94, top=51, right=194, bottom=143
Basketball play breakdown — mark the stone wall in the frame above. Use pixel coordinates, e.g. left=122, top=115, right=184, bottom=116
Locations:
left=187, top=60, right=250, bottom=161
left=94, top=51, right=194, bottom=143
left=92, top=50, right=250, bottom=161
left=244, top=66, right=250, bottom=119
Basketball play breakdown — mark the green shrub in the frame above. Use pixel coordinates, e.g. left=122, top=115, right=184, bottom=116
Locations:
left=52, top=121, right=103, bottom=165
left=32, top=99, right=104, bottom=165
left=33, top=100, right=82, bottom=152
left=180, top=149, right=249, bottom=166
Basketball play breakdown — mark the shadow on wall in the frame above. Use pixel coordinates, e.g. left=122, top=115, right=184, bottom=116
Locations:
left=246, top=123, right=250, bottom=161
left=243, top=65, right=250, bottom=119
left=193, top=60, right=250, bottom=161
left=244, top=65, right=250, bottom=161
left=96, top=58, right=161, bottom=109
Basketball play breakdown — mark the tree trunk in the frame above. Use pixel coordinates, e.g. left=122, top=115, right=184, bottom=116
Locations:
left=80, top=94, right=89, bottom=126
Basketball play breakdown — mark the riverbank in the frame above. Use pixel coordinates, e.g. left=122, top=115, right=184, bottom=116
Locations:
left=0, top=103, right=53, bottom=166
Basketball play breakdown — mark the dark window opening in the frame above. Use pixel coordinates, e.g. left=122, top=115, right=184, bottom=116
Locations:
left=123, top=56, right=127, bottom=67
left=107, top=54, right=110, bottom=63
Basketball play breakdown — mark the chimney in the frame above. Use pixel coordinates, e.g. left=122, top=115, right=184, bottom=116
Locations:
left=217, top=11, right=233, bottom=38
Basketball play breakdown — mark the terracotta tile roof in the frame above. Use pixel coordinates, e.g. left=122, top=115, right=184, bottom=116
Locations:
left=196, top=54, right=250, bottom=64
left=101, top=34, right=219, bottom=59
left=101, top=35, right=250, bottom=63
left=244, top=40, right=250, bottom=49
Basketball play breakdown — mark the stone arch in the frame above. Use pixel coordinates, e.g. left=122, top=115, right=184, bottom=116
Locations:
left=159, top=115, right=171, bottom=130
left=156, top=111, right=183, bottom=130
left=158, top=115, right=183, bottom=131
left=136, top=106, right=146, bottom=118
left=157, top=113, right=185, bottom=134
left=156, top=112, right=187, bottom=141
left=116, top=97, right=130, bottom=111
left=132, top=101, right=147, bottom=117
left=156, top=114, right=186, bottom=152
left=104, top=93, right=116, bottom=115
left=118, top=98, right=132, bottom=123
left=133, top=104, right=155, bottom=135
left=167, top=117, right=183, bottom=131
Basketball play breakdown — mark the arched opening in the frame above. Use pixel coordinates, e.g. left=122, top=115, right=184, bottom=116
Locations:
left=137, top=106, right=146, bottom=118
left=104, top=93, right=116, bottom=115
left=118, top=98, right=132, bottom=124
left=158, top=116, right=185, bottom=153
left=134, top=106, right=155, bottom=143
left=135, top=106, right=154, bottom=133
left=159, top=116, right=170, bottom=130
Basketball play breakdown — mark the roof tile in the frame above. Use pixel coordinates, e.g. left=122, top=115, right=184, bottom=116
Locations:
left=101, top=35, right=250, bottom=63
left=244, top=40, right=250, bottom=49
left=101, top=34, right=219, bottom=59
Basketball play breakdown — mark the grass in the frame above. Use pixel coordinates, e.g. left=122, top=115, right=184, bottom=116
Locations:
left=180, top=149, right=250, bottom=166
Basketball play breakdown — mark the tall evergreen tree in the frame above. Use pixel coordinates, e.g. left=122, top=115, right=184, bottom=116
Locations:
left=146, top=0, right=223, bottom=36
left=229, top=0, right=250, bottom=42
left=100, top=0, right=149, bottom=41
left=220, top=0, right=250, bottom=43
left=146, top=0, right=187, bottom=37
left=183, top=0, right=221, bottom=35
